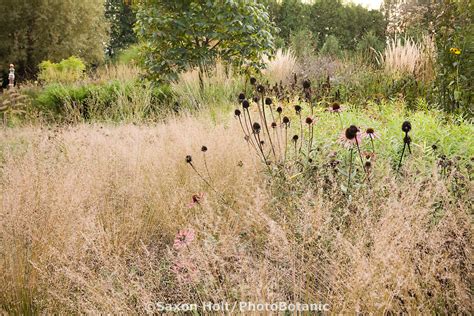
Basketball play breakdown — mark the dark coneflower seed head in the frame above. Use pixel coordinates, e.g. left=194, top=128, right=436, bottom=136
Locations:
left=260, top=140, right=265, bottom=146
left=292, top=135, right=299, bottom=142
left=252, top=122, right=261, bottom=134
left=432, top=144, right=437, bottom=151
left=331, top=102, right=341, bottom=111
left=276, top=106, right=283, bottom=113
left=265, top=97, right=272, bottom=105
left=308, top=158, right=313, bottom=163
left=402, top=121, right=412, bottom=133
left=234, top=109, right=241, bottom=116
left=201, top=146, right=208, bottom=152
left=256, top=84, right=265, bottom=94
left=303, top=80, right=311, bottom=89
left=271, top=122, right=277, bottom=128
left=283, top=116, right=290, bottom=125
left=250, top=77, right=257, bottom=85
left=242, top=100, right=250, bottom=109
left=238, top=93, right=245, bottom=101
left=365, top=161, right=372, bottom=169
left=345, top=125, right=358, bottom=140
left=305, top=117, right=313, bottom=125
left=366, top=127, right=375, bottom=134
left=185, top=155, right=193, bottom=164
left=253, top=96, right=260, bottom=103
left=294, top=105, right=302, bottom=114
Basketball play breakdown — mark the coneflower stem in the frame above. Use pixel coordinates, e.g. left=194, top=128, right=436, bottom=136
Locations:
left=269, top=105, right=276, bottom=124
left=237, top=115, right=258, bottom=153
left=355, top=138, right=368, bottom=179
left=245, top=108, right=264, bottom=161
left=188, top=163, right=218, bottom=194
left=203, top=153, right=212, bottom=182
left=261, top=97, right=277, bottom=159
left=284, top=126, right=288, bottom=163
left=348, top=148, right=354, bottom=192
left=370, top=137, right=376, bottom=154
left=294, top=140, right=298, bottom=159
left=242, top=108, right=252, bottom=137
left=256, top=133, right=270, bottom=168
left=274, top=128, right=282, bottom=161
left=278, top=113, right=283, bottom=158
left=298, top=113, right=303, bottom=153
left=397, top=142, right=407, bottom=172
left=308, top=124, right=314, bottom=157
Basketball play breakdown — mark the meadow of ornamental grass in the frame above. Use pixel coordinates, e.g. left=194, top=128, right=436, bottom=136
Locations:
left=0, top=101, right=472, bottom=314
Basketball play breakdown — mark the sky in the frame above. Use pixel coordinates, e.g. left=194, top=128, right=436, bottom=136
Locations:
left=300, top=0, right=384, bottom=10
left=348, top=0, right=383, bottom=10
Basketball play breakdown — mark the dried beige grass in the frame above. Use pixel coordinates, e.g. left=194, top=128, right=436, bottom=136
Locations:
left=94, top=63, right=141, bottom=83
left=262, top=49, right=297, bottom=84
left=0, top=115, right=471, bottom=314
left=171, top=61, right=242, bottom=108
left=377, top=36, right=436, bottom=80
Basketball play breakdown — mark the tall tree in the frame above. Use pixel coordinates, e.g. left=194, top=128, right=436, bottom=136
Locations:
left=135, top=0, right=278, bottom=84
left=0, top=0, right=109, bottom=79
left=105, top=0, right=137, bottom=57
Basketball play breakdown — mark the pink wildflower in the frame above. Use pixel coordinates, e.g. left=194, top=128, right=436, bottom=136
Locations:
left=363, top=127, right=379, bottom=140
left=173, top=229, right=195, bottom=250
left=328, top=102, right=344, bottom=113
left=339, top=125, right=362, bottom=148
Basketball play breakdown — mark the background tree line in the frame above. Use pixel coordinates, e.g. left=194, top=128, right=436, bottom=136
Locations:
left=261, top=0, right=386, bottom=51
left=0, top=0, right=134, bottom=84
left=1, top=0, right=386, bottom=83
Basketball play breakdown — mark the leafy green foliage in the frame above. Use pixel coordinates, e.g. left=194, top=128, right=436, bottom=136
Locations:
left=115, top=45, right=143, bottom=65
left=0, top=0, right=109, bottom=78
left=38, top=57, right=86, bottom=84
left=135, top=0, right=278, bottom=82
left=265, top=0, right=310, bottom=43
left=356, top=31, right=385, bottom=65
left=320, top=35, right=342, bottom=57
left=432, top=0, right=473, bottom=117
left=263, top=0, right=386, bottom=50
left=290, top=29, right=318, bottom=58
left=28, top=80, right=172, bottom=122
left=105, top=0, right=137, bottom=57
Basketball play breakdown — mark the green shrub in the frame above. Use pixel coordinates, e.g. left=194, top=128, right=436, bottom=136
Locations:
left=29, top=79, right=174, bottom=122
left=115, top=44, right=142, bottom=65
left=320, top=35, right=342, bottom=57
left=290, top=29, right=317, bottom=58
left=34, top=84, right=90, bottom=114
left=38, top=57, right=86, bottom=84
left=356, top=31, right=385, bottom=65
left=432, top=0, right=473, bottom=117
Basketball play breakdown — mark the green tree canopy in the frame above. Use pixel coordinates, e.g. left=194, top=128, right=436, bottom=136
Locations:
left=135, top=0, right=278, bottom=82
left=260, top=0, right=386, bottom=50
left=105, top=0, right=137, bottom=57
left=0, top=0, right=109, bottom=79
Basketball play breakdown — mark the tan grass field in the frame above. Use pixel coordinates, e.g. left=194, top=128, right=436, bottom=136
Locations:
left=0, top=114, right=472, bottom=314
